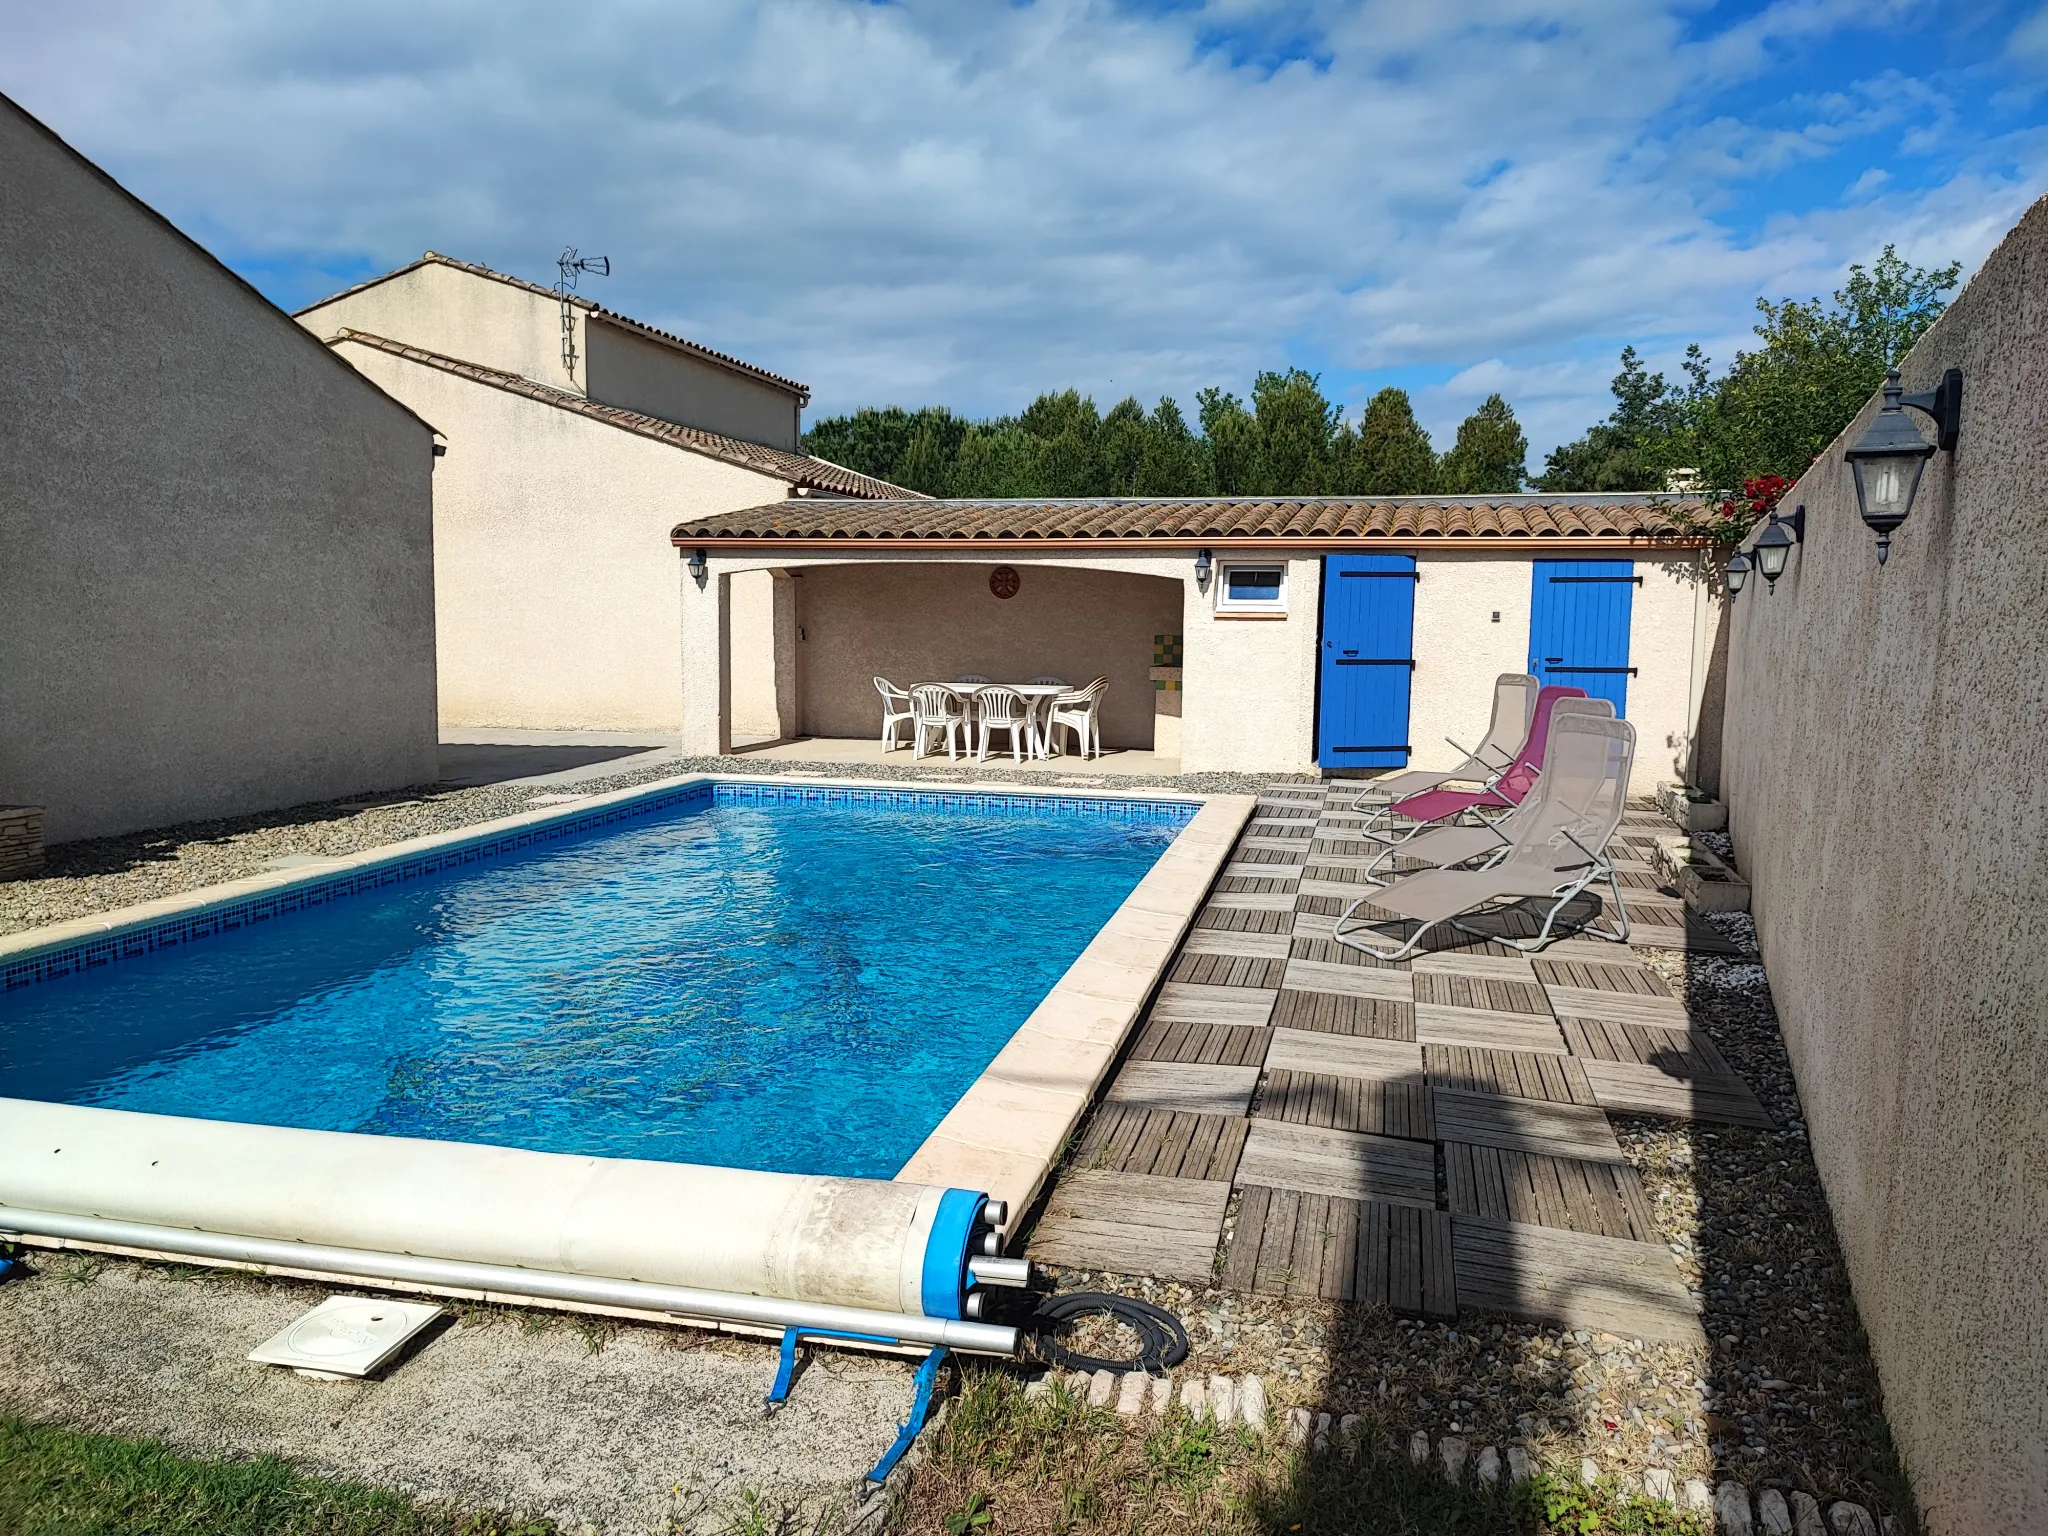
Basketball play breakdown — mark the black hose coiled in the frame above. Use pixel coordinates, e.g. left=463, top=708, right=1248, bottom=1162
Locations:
left=1029, top=1291, right=1189, bottom=1375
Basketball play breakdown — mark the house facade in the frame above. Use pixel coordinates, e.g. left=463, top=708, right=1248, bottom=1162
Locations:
left=671, top=496, right=1724, bottom=791
left=0, top=94, right=439, bottom=842
left=297, top=256, right=915, bottom=734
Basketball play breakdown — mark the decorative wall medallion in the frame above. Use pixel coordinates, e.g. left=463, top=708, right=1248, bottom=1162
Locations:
left=989, top=565, right=1020, bottom=599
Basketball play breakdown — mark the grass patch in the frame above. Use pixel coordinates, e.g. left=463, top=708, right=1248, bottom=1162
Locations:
left=896, top=1370, right=1711, bottom=1536
left=0, top=1417, right=556, bottom=1536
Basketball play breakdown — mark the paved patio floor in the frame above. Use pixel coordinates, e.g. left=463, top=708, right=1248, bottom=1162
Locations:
left=1027, top=782, right=1763, bottom=1344
left=731, top=735, right=1180, bottom=776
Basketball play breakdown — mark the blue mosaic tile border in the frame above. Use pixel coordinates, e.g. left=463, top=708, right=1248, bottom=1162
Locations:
left=1, top=780, right=1198, bottom=993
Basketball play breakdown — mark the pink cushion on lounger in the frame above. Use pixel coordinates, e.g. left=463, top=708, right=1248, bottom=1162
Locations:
left=1388, top=685, right=1586, bottom=824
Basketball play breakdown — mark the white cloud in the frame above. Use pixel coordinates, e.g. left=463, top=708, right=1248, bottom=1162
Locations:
left=3, top=0, right=2041, bottom=460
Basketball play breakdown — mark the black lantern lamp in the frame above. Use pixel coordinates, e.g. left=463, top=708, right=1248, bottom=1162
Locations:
left=1845, top=366, right=1961, bottom=565
left=1724, top=549, right=1751, bottom=596
left=1194, top=548, right=1214, bottom=592
left=687, top=548, right=709, bottom=587
left=1751, top=504, right=1806, bottom=591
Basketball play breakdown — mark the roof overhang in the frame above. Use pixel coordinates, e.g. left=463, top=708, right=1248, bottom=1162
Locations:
left=665, top=534, right=1714, bottom=554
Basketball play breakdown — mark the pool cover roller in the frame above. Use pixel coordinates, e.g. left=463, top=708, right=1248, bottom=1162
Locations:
left=0, top=1100, right=1009, bottom=1349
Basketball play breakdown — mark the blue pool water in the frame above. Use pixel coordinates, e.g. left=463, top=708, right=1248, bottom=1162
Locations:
left=0, top=788, right=1188, bottom=1179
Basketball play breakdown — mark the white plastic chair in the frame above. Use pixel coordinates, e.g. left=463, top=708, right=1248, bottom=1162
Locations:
left=952, top=675, right=990, bottom=684
left=1025, top=679, right=1066, bottom=755
left=910, top=684, right=968, bottom=761
left=874, top=676, right=915, bottom=751
left=1046, top=676, right=1109, bottom=759
left=973, top=686, right=1033, bottom=764
left=1027, top=676, right=1066, bottom=686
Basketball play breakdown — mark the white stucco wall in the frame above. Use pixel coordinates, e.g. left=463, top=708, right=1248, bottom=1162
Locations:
left=585, top=321, right=800, bottom=449
left=0, top=99, right=439, bottom=843
left=300, top=260, right=581, bottom=395
left=787, top=562, right=1182, bottom=750
left=681, top=545, right=1702, bottom=781
left=1407, top=553, right=1536, bottom=776
left=729, top=569, right=784, bottom=740
left=334, top=341, right=789, bottom=732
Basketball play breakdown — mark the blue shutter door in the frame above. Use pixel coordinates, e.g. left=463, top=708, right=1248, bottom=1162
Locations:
left=1317, top=554, right=1417, bottom=768
left=1527, top=559, right=1637, bottom=715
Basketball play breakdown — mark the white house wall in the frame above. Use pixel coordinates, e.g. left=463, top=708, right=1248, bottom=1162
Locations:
left=690, top=547, right=1705, bottom=785
left=336, top=340, right=788, bottom=733
left=584, top=320, right=800, bottom=449
left=300, top=261, right=581, bottom=396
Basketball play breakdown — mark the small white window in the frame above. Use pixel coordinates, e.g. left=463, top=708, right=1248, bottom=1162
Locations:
left=1216, top=561, right=1287, bottom=614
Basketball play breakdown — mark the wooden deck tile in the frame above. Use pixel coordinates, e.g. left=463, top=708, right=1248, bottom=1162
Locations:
left=1451, top=1216, right=1703, bottom=1343
left=1431, top=1088, right=1625, bottom=1163
left=1414, top=1003, right=1567, bottom=1055
left=1255, top=1069, right=1434, bottom=1141
left=1246, top=819, right=1314, bottom=837
left=1624, top=914, right=1746, bottom=955
left=1241, top=836, right=1317, bottom=854
left=1287, top=936, right=1409, bottom=969
left=1545, top=985, right=1691, bottom=1030
left=1169, top=950, right=1288, bottom=988
left=1234, top=1119, right=1437, bottom=1205
left=1250, top=804, right=1317, bottom=820
left=1266, top=1028, right=1424, bottom=1081
left=1424, top=1044, right=1597, bottom=1105
left=1580, top=1060, right=1774, bottom=1128
left=1221, top=1187, right=1450, bottom=1314
left=1203, top=891, right=1299, bottom=912
left=1532, top=958, right=1671, bottom=995
left=1180, top=927, right=1292, bottom=961
left=1410, top=952, right=1539, bottom=983
left=1558, top=1017, right=1734, bottom=1075
left=1149, top=982, right=1278, bottom=1028
left=1029, top=1170, right=1231, bottom=1282
left=1219, top=867, right=1301, bottom=887
left=1445, top=1142, right=1659, bottom=1241
left=1414, top=970, right=1553, bottom=1017
left=1131, top=1015, right=1272, bottom=1067
left=1072, top=1105, right=1249, bottom=1181
left=1269, top=988, right=1415, bottom=1041
left=1280, top=959, right=1415, bottom=1002
left=1107, top=1060, right=1262, bottom=1117
left=1198, top=905, right=1292, bottom=935
left=1228, top=846, right=1310, bottom=868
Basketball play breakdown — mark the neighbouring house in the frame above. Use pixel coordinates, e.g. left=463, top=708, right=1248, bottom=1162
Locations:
left=669, top=495, right=1725, bottom=789
left=296, top=255, right=917, bottom=735
left=0, top=94, right=439, bottom=843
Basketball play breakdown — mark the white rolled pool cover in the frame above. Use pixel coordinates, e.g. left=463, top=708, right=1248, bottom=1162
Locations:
left=0, top=1100, right=1014, bottom=1354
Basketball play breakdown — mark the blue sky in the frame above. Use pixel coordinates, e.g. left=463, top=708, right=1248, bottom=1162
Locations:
left=8, top=0, right=2046, bottom=462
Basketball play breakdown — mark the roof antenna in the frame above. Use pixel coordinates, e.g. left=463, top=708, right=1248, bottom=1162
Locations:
left=555, top=247, right=610, bottom=381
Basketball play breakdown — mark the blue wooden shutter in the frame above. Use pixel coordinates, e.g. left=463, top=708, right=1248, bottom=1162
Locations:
left=1528, top=559, right=1637, bottom=715
left=1317, top=554, right=1417, bottom=768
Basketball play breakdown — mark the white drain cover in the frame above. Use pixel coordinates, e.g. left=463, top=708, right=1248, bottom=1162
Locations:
left=247, top=1295, right=443, bottom=1380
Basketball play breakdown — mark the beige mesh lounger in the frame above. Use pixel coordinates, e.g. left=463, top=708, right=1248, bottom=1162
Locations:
left=1349, top=673, right=1537, bottom=808
left=1353, top=698, right=1615, bottom=882
left=1332, top=712, right=1637, bottom=961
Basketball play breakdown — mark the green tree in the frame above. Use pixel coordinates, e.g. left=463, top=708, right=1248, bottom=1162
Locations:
left=1438, top=393, right=1528, bottom=494
left=1135, top=396, right=1210, bottom=496
left=1251, top=368, right=1341, bottom=494
left=1698, top=246, right=1960, bottom=489
left=1348, top=387, right=1437, bottom=495
left=1534, top=346, right=1709, bottom=492
left=1197, top=387, right=1262, bottom=495
left=1096, top=396, right=1150, bottom=495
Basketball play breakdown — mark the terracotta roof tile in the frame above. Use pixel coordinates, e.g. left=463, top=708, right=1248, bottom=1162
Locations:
left=331, top=333, right=917, bottom=500
left=672, top=495, right=1705, bottom=544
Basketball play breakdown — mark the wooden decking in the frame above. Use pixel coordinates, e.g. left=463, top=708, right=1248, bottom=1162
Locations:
left=1025, top=782, right=1770, bottom=1343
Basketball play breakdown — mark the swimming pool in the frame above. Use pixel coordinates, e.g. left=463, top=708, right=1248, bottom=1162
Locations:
left=0, top=782, right=1193, bottom=1180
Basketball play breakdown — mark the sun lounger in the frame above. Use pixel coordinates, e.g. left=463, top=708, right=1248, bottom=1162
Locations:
left=1349, top=686, right=1590, bottom=846
left=1354, top=699, right=1615, bottom=883
left=1349, top=673, right=1536, bottom=806
left=1331, top=712, right=1637, bottom=961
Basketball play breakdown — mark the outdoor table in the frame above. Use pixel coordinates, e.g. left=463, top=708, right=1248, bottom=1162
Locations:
left=931, top=681, right=1067, bottom=760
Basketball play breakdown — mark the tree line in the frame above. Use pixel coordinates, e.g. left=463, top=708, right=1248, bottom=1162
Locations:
left=803, top=247, right=1958, bottom=513
left=803, top=374, right=1528, bottom=500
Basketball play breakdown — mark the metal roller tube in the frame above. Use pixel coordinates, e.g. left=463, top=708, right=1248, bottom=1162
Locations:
left=0, top=1207, right=1019, bottom=1355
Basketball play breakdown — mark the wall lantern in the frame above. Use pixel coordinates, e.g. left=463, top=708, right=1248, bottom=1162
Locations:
left=1845, top=366, right=1962, bottom=565
left=687, top=548, right=709, bottom=588
left=1751, top=504, right=1806, bottom=591
left=1194, top=548, right=1214, bottom=592
left=1724, top=549, right=1751, bottom=596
